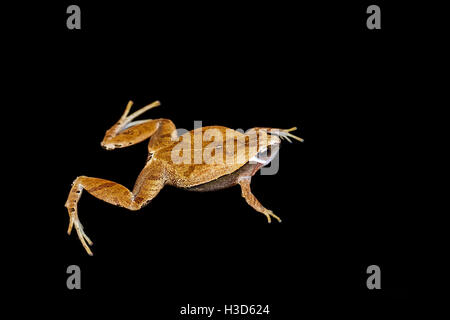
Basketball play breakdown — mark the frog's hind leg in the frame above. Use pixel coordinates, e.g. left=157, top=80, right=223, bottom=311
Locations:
left=238, top=178, right=281, bottom=223
left=65, top=164, right=166, bottom=255
left=101, top=100, right=164, bottom=150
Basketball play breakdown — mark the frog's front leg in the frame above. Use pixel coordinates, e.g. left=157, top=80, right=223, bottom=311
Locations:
left=238, top=178, right=282, bottom=223
left=65, top=163, right=166, bottom=255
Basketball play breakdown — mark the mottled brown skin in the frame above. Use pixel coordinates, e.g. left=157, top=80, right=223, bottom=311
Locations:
left=65, top=100, right=302, bottom=255
left=186, top=162, right=263, bottom=192
left=186, top=145, right=279, bottom=192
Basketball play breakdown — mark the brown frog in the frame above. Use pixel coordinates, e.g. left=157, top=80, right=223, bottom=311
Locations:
left=65, top=100, right=303, bottom=255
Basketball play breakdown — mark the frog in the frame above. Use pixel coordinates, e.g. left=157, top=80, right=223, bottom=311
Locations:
left=65, top=100, right=303, bottom=255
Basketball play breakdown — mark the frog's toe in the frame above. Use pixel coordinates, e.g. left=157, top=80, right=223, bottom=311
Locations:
left=73, top=219, right=94, bottom=256
left=264, top=212, right=272, bottom=223
left=268, top=210, right=282, bottom=223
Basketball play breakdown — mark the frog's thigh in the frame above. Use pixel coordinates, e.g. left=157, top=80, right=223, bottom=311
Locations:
left=148, top=119, right=177, bottom=152
left=238, top=179, right=281, bottom=223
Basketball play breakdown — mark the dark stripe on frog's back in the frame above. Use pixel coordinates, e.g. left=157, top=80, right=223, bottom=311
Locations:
left=184, top=161, right=263, bottom=192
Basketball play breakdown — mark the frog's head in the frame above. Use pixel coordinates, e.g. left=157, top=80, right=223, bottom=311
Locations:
left=248, top=127, right=303, bottom=166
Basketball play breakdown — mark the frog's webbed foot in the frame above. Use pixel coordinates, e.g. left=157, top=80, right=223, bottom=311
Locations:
left=264, top=210, right=282, bottom=224
left=101, top=100, right=162, bottom=150
left=238, top=178, right=282, bottom=223
left=116, top=100, right=161, bottom=129
left=65, top=184, right=94, bottom=256
left=118, top=100, right=161, bottom=127
left=250, top=127, right=304, bottom=143
left=277, top=127, right=304, bottom=143
left=68, top=213, right=94, bottom=256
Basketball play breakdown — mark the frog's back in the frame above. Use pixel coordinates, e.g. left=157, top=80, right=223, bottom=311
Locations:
left=155, top=126, right=258, bottom=188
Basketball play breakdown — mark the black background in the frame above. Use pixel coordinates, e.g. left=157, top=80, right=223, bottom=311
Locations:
left=12, top=0, right=430, bottom=316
